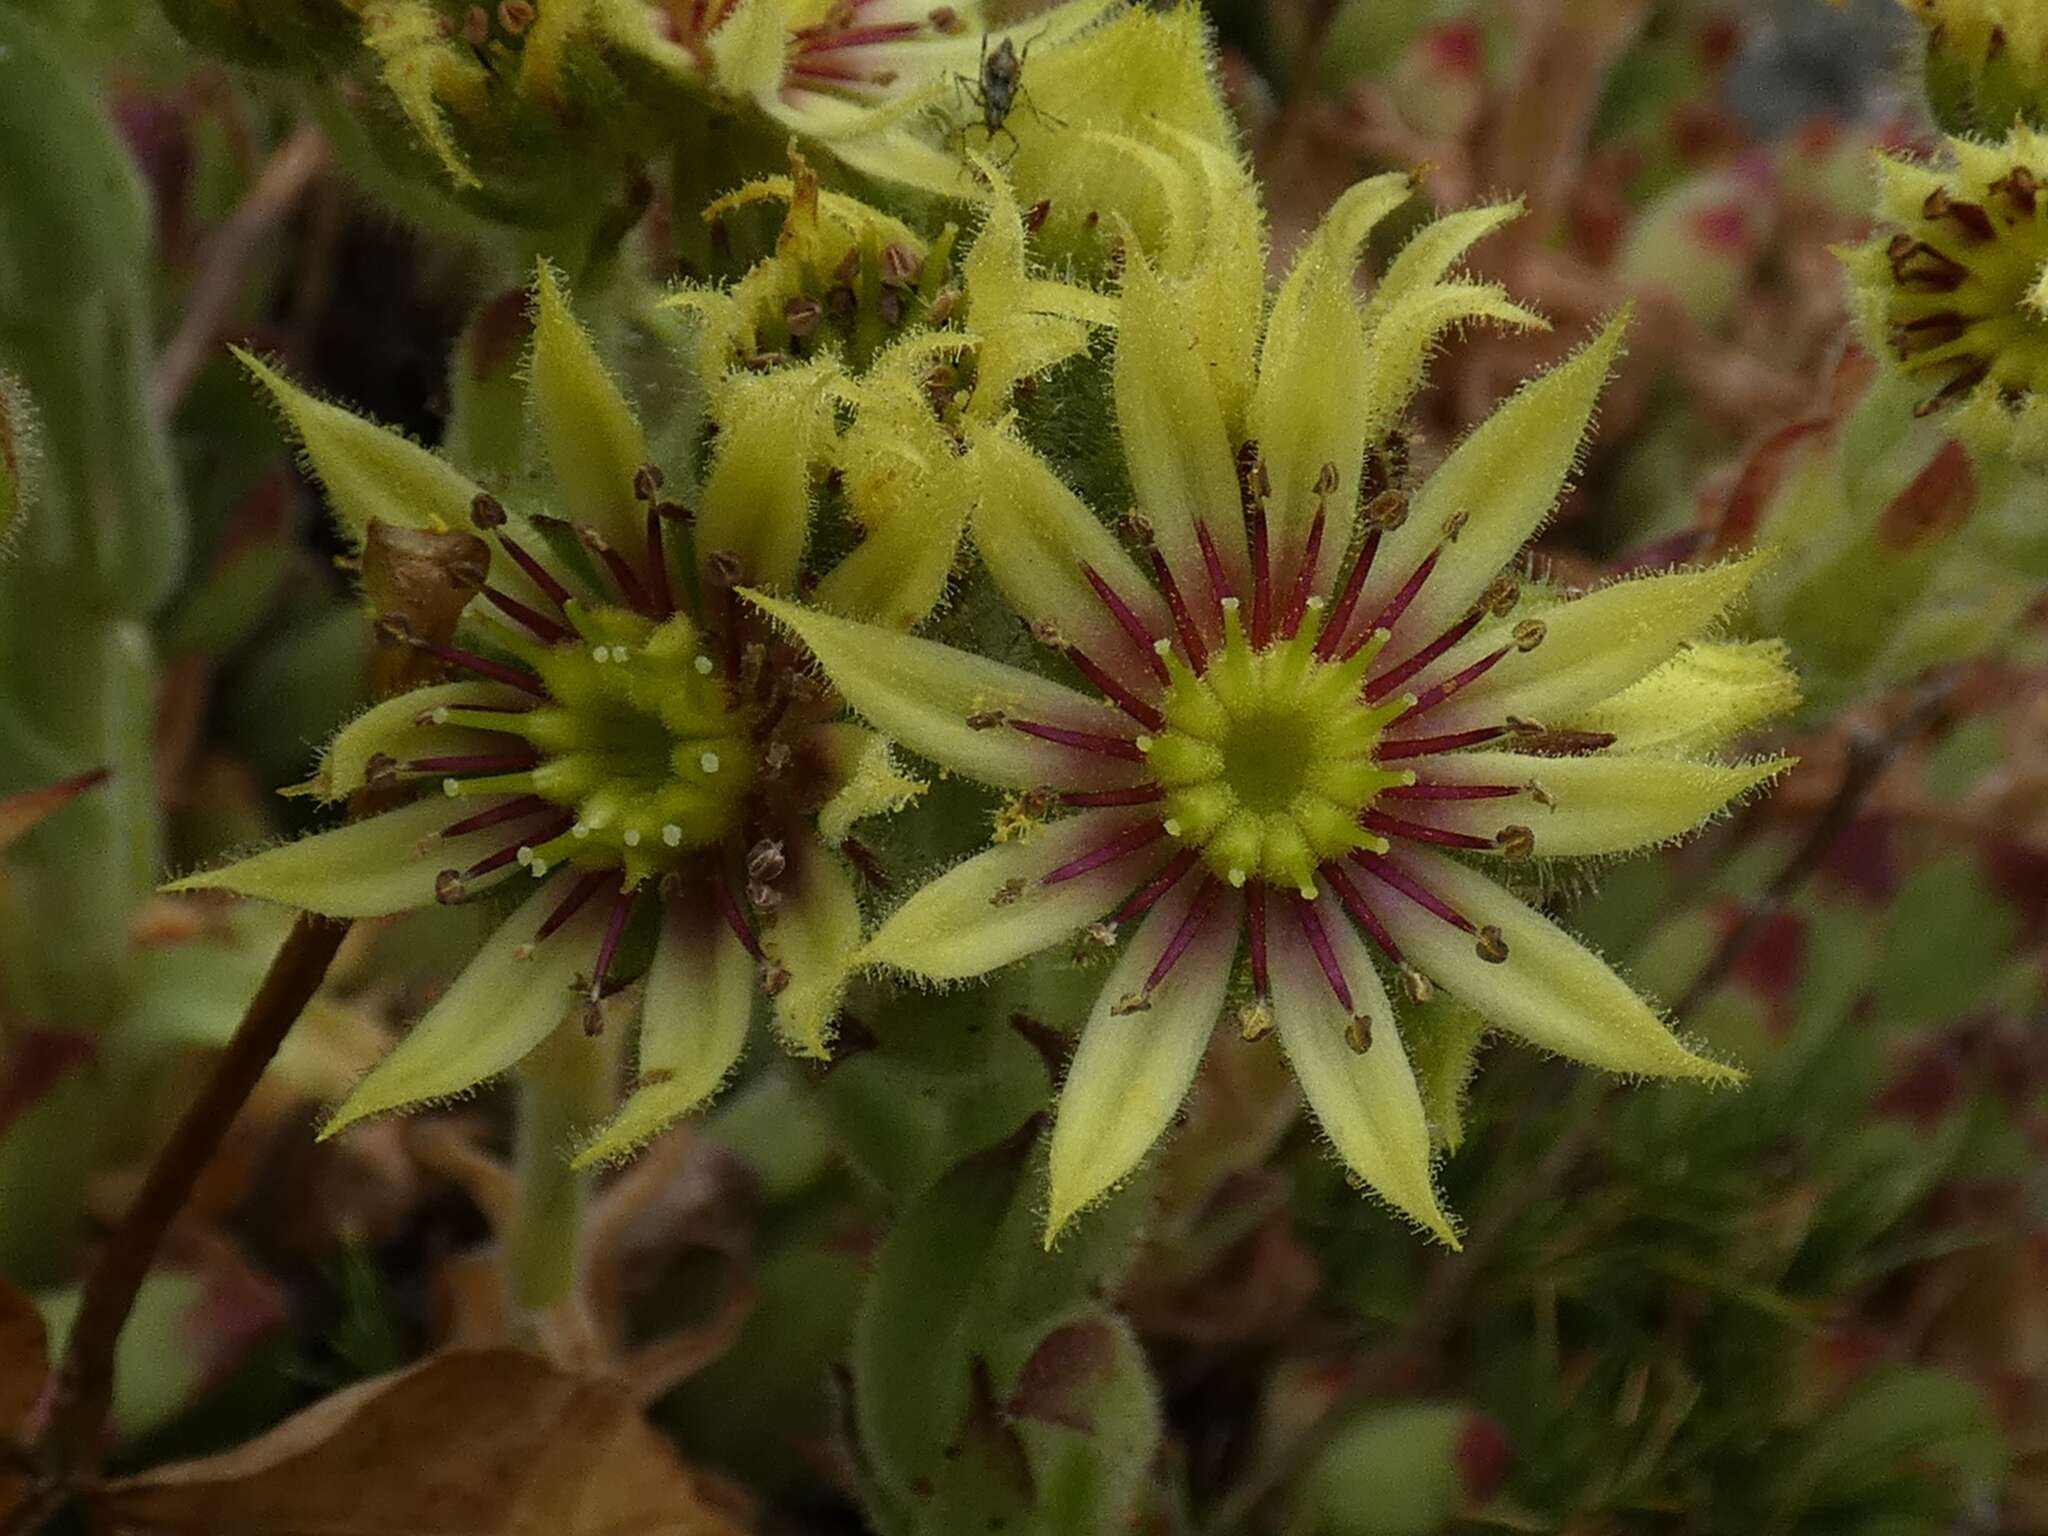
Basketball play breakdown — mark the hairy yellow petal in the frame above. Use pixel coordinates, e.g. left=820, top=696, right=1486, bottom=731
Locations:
left=968, top=427, right=1171, bottom=667
left=1115, top=245, right=1247, bottom=610
left=814, top=378, right=976, bottom=628
left=860, top=809, right=1161, bottom=981
left=698, top=363, right=840, bottom=595
left=310, top=682, right=530, bottom=801
left=1416, top=751, right=1793, bottom=858
left=1046, top=879, right=1238, bottom=1243
left=1379, top=316, right=1624, bottom=644
left=764, top=836, right=862, bottom=1058
left=531, top=263, right=650, bottom=555
left=1269, top=902, right=1454, bottom=1244
left=745, top=590, right=1144, bottom=790
left=574, top=892, right=755, bottom=1167
left=1565, top=640, right=1800, bottom=756
left=813, top=726, right=926, bottom=845
left=165, top=798, right=518, bottom=917
left=1374, top=849, right=1739, bottom=1082
left=237, top=350, right=479, bottom=554
left=1422, top=552, right=1769, bottom=734
left=321, top=874, right=607, bottom=1136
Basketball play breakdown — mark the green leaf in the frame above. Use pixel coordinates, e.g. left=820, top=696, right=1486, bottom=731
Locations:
left=1793, top=1368, right=2005, bottom=1510
left=851, top=1129, right=1151, bottom=1514
left=815, top=982, right=1051, bottom=1201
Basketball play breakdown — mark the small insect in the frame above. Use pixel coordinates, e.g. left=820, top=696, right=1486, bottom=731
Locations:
left=957, top=31, right=1059, bottom=162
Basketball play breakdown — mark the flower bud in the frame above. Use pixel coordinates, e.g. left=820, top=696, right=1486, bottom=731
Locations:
left=1904, top=0, right=2048, bottom=134
left=1843, top=127, right=2048, bottom=462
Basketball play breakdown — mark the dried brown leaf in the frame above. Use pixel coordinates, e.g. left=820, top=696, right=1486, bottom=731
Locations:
left=95, top=1348, right=749, bottom=1536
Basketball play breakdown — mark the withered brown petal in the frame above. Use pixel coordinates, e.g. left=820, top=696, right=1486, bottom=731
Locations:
left=361, top=520, right=493, bottom=696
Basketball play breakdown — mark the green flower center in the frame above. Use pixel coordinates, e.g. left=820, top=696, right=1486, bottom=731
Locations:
left=1219, top=708, right=1314, bottom=813
left=442, top=602, right=754, bottom=886
left=1142, top=601, right=1410, bottom=897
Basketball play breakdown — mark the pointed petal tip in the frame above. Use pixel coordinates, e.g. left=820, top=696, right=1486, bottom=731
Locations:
left=569, top=1088, right=707, bottom=1170
left=531, top=256, right=567, bottom=306
left=233, top=345, right=296, bottom=406
left=1040, top=1192, right=1087, bottom=1251
left=566, top=1141, right=621, bottom=1173
left=314, top=1093, right=376, bottom=1143
left=1674, top=1049, right=1747, bottom=1088
left=778, top=1024, right=835, bottom=1063
left=1610, top=1032, right=1747, bottom=1088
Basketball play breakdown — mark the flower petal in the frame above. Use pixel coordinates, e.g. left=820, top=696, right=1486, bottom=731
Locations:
left=1409, top=553, right=1768, bottom=738
left=813, top=376, right=977, bottom=628
left=763, top=835, right=862, bottom=1058
left=1400, top=751, right=1792, bottom=858
left=1269, top=903, right=1454, bottom=1244
left=530, top=263, right=650, bottom=556
left=860, top=809, right=1163, bottom=981
left=1364, top=202, right=1524, bottom=329
left=704, top=0, right=786, bottom=101
left=1115, top=244, right=1247, bottom=623
left=745, top=590, right=1144, bottom=790
left=999, top=3, right=1235, bottom=260
left=574, top=888, right=755, bottom=1167
left=962, top=164, right=1110, bottom=418
left=1252, top=237, right=1371, bottom=589
left=165, top=797, right=526, bottom=917
left=1151, top=128, right=1263, bottom=421
left=1372, top=849, right=1738, bottom=1082
left=1563, top=639, right=1800, bottom=756
left=697, top=363, right=840, bottom=595
left=1254, top=173, right=1413, bottom=576
left=968, top=427, right=1173, bottom=674
left=320, top=873, right=611, bottom=1137
left=811, top=726, right=927, bottom=845
left=238, top=350, right=479, bottom=554
left=1045, top=878, right=1238, bottom=1242
left=1375, top=316, right=1624, bottom=645
left=799, top=119, right=969, bottom=201
left=1360, top=281, right=1545, bottom=444
left=310, top=682, right=529, bottom=800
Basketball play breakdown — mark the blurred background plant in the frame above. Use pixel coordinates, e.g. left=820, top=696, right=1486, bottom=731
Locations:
left=0, top=0, right=2042, bottom=1533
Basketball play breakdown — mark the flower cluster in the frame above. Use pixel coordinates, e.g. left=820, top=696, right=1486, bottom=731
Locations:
left=174, top=133, right=1798, bottom=1243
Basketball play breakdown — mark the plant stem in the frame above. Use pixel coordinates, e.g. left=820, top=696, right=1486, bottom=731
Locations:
left=38, top=912, right=349, bottom=1483
left=153, top=124, right=330, bottom=415
left=504, top=1016, right=610, bottom=1321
